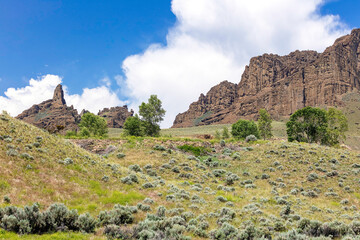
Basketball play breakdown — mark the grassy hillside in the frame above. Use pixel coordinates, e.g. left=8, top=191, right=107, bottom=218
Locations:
left=3, top=112, right=360, bottom=239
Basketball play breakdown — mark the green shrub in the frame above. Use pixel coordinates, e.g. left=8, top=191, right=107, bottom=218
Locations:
left=20, top=153, right=34, bottom=160
left=178, top=144, right=208, bottom=156
left=79, top=127, right=90, bottom=137
left=3, top=196, right=10, bottom=204
left=121, top=174, right=139, bottom=185
left=129, top=164, right=142, bottom=172
left=222, top=127, right=230, bottom=139
left=116, top=153, right=126, bottom=158
left=76, top=213, right=97, bottom=233
left=6, top=149, right=18, bottom=157
left=258, top=109, right=273, bottom=140
left=142, top=182, right=154, bottom=189
left=154, top=145, right=166, bottom=151
left=231, top=119, right=259, bottom=139
left=245, top=135, right=257, bottom=142
left=65, top=130, right=77, bottom=137
left=98, top=205, right=135, bottom=226
left=104, top=224, right=132, bottom=239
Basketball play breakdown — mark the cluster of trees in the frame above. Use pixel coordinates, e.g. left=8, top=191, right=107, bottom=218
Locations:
left=231, top=109, right=273, bottom=140
left=66, top=112, right=108, bottom=138
left=286, top=106, right=348, bottom=146
left=231, top=106, right=348, bottom=147
left=67, top=93, right=348, bottom=148
left=124, top=95, right=166, bottom=137
left=65, top=95, right=165, bottom=138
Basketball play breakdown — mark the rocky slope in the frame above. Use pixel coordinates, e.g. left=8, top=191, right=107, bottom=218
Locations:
left=98, top=106, right=134, bottom=128
left=173, top=28, right=360, bottom=128
left=16, top=84, right=81, bottom=133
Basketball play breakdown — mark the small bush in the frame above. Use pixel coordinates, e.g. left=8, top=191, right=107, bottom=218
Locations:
left=121, top=174, right=139, bottom=185
left=231, top=119, right=259, bottom=139
left=76, top=213, right=97, bottom=233
left=6, top=149, right=18, bottom=157
left=98, top=205, right=135, bottom=226
left=245, top=135, right=258, bottom=142
left=129, top=164, right=142, bottom=172
left=3, top=195, right=11, bottom=204
left=142, top=182, right=154, bottom=189
left=178, top=144, right=208, bottom=156
left=20, top=153, right=34, bottom=160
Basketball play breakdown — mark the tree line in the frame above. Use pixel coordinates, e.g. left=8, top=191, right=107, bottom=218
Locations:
left=230, top=106, right=348, bottom=146
left=71, top=93, right=348, bottom=147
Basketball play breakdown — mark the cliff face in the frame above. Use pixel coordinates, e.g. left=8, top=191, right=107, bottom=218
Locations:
left=173, top=28, right=360, bottom=128
left=98, top=106, right=134, bottom=128
left=16, top=84, right=81, bottom=133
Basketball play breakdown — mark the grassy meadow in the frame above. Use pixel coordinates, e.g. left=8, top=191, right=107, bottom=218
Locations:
left=2, top=108, right=360, bottom=239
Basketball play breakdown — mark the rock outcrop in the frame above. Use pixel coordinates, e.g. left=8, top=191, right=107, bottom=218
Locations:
left=16, top=84, right=81, bottom=133
left=173, top=28, right=360, bottom=128
left=98, top=106, right=134, bottom=128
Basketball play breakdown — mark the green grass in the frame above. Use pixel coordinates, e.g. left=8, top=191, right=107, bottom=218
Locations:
left=0, top=230, right=104, bottom=240
left=100, top=191, right=145, bottom=205
left=0, top=180, right=10, bottom=191
left=3, top=109, right=360, bottom=239
left=177, top=144, right=210, bottom=156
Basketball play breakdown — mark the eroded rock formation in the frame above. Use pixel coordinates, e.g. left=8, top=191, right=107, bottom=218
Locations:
left=173, top=28, right=360, bottom=128
left=98, top=106, right=134, bottom=128
left=16, top=84, right=81, bottom=133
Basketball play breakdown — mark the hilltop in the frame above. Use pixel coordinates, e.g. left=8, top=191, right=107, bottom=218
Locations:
left=2, top=112, right=360, bottom=239
left=173, top=28, right=360, bottom=128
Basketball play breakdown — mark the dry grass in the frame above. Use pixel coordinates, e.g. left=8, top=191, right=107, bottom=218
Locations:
left=2, top=111, right=360, bottom=239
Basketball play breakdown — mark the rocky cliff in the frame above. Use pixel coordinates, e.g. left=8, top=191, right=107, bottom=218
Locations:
left=16, top=84, right=81, bottom=133
left=17, top=85, right=134, bottom=132
left=98, top=106, right=134, bottom=128
left=173, top=28, right=360, bottom=128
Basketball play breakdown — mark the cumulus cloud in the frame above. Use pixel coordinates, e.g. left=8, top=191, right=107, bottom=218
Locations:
left=0, top=75, right=62, bottom=116
left=122, top=0, right=349, bottom=127
left=0, top=74, right=125, bottom=116
left=65, top=86, right=125, bottom=114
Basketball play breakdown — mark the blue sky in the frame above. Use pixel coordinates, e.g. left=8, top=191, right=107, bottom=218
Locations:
left=0, top=0, right=176, bottom=94
left=0, top=0, right=359, bottom=127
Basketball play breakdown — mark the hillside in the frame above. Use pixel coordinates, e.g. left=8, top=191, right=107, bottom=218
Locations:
left=3, top=112, right=360, bottom=239
left=173, top=28, right=360, bottom=128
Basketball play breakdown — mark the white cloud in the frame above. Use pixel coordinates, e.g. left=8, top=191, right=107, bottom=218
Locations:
left=0, top=75, right=62, bottom=116
left=100, top=76, right=111, bottom=87
left=64, top=86, right=125, bottom=114
left=0, top=74, right=126, bottom=117
left=122, top=0, right=349, bottom=128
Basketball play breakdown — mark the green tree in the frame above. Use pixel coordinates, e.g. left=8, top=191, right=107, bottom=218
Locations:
left=286, top=107, right=327, bottom=144
left=214, top=130, right=221, bottom=139
left=79, top=112, right=108, bottom=137
left=324, top=108, right=348, bottom=146
left=139, top=95, right=166, bottom=137
left=231, top=119, right=259, bottom=139
left=123, top=115, right=144, bottom=137
left=222, top=127, right=230, bottom=139
left=79, top=127, right=90, bottom=137
left=258, top=109, right=273, bottom=140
